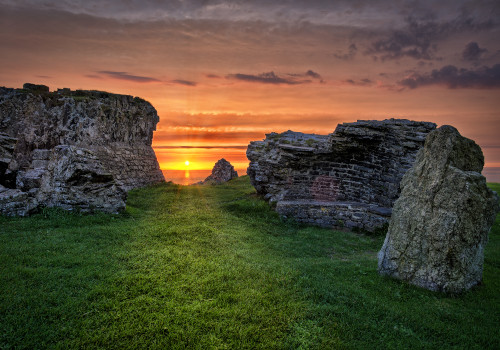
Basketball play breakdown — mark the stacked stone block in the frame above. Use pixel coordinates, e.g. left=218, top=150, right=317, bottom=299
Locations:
left=0, top=83, right=164, bottom=215
left=247, top=119, right=436, bottom=231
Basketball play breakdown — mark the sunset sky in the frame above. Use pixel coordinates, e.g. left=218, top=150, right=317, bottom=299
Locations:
left=1, top=0, right=499, bottom=175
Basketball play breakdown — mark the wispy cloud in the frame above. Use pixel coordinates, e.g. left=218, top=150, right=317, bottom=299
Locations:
left=227, top=70, right=322, bottom=85
left=342, top=78, right=373, bottom=86
left=398, top=64, right=500, bottom=89
left=85, top=74, right=104, bottom=80
left=170, top=79, right=197, bottom=86
left=227, top=71, right=305, bottom=85
left=154, top=131, right=265, bottom=142
left=97, top=70, right=161, bottom=83
left=334, top=43, right=357, bottom=60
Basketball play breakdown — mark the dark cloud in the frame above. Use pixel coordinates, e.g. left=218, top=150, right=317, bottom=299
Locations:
left=305, top=70, right=322, bottom=79
left=367, top=16, right=495, bottom=61
left=288, top=70, right=323, bottom=82
left=170, top=79, right=197, bottom=86
left=205, top=74, right=221, bottom=79
left=227, top=71, right=315, bottom=85
left=398, top=64, right=500, bottom=89
left=343, top=78, right=373, bottom=86
left=97, top=71, right=161, bottom=83
left=334, top=43, right=357, bottom=60
left=462, top=42, right=487, bottom=61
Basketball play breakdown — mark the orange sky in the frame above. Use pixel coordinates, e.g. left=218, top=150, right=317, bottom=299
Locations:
left=1, top=1, right=499, bottom=175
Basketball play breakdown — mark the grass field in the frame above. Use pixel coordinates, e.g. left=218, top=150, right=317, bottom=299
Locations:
left=1, top=177, right=499, bottom=349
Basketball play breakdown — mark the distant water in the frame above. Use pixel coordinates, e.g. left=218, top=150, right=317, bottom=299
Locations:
left=162, top=169, right=247, bottom=185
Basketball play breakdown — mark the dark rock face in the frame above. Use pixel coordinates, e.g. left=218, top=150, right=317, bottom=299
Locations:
left=247, top=119, right=436, bottom=231
left=22, top=83, right=49, bottom=93
left=202, top=158, right=238, bottom=184
left=378, top=126, right=499, bottom=293
left=0, top=84, right=164, bottom=215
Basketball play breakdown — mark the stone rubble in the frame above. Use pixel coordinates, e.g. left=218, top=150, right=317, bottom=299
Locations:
left=0, top=83, right=164, bottom=215
left=378, top=125, right=499, bottom=292
left=247, top=119, right=437, bottom=231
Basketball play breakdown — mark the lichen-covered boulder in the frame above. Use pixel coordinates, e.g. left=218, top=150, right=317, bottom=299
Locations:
left=378, top=125, right=500, bottom=293
left=202, top=158, right=238, bottom=184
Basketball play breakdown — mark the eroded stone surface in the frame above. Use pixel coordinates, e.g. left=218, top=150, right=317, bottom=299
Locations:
left=378, top=125, right=499, bottom=292
left=202, top=158, right=238, bottom=184
left=0, top=84, right=164, bottom=215
left=247, top=119, right=436, bottom=231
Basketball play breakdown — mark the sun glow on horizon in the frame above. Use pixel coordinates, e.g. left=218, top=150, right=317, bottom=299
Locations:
left=185, top=160, right=190, bottom=166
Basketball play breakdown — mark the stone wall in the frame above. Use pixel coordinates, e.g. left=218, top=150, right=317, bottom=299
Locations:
left=247, top=119, right=436, bottom=231
left=0, top=84, right=164, bottom=215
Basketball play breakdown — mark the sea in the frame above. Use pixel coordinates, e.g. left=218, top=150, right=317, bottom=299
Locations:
left=162, top=169, right=247, bottom=185
left=163, top=167, right=500, bottom=186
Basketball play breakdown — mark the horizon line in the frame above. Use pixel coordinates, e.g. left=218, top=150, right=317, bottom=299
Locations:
left=154, top=145, right=248, bottom=149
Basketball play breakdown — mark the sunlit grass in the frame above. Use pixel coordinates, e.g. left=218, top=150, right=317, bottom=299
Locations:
left=0, top=177, right=499, bottom=349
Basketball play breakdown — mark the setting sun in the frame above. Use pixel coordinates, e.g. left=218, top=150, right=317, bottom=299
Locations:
left=185, top=160, right=190, bottom=166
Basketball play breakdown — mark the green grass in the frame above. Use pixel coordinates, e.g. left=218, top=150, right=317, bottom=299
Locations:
left=1, top=177, right=499, bottom=349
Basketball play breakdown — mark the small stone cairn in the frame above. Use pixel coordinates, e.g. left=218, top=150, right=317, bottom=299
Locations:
left=201, top=159, right=238, bottom=184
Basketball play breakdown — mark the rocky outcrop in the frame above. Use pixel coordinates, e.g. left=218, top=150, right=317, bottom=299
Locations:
left=0, top=83, right=164, bottom=215
left=201, top=158, right=238, bottom=184
left=247, top=119, right=437, bottom=231
left=378, top=126, right=499, bottom=293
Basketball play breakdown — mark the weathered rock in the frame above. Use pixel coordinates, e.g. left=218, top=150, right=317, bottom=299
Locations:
left=202, top=158, right=238, bottom=184
left=37, top=145, right=126, bottom=213
left=0, top=133, right=17, bottom=187
left=378, top=125, right=500, bottom=292
left=0, top=84, right=164, bottom=215
left=247, top=119, right=436, bottom=231
left=23, top=83, right=49, bottom=93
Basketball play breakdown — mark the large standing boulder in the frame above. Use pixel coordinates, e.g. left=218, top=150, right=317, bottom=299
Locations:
left=202, top=158, right=238, bottom=184
left=378, top=125, right=499, bottom=292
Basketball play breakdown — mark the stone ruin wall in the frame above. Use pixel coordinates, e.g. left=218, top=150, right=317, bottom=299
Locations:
left=247, top=119, right=437, bottom=231
left=0, top=84, right=164, bottom=215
